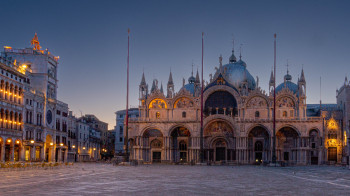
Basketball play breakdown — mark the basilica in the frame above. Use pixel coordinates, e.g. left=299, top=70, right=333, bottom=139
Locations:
left=127, top=47, right=349, bottom=165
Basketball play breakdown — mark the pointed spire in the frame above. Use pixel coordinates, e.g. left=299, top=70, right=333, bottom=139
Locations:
left=195, top=68, right=200, bottom=84
left=229, top=36, right=237, bottom=63
left=140, top=71, right=146, bottom=85
left=151, top=79, right=158, bottom=93
left=269, top=69, right=275, bottom=86
left=299, top=66, right=306, bottom=83
left=284, top=60, right=292, bottom=81
left=239, top=44, right=242, bottom=60
left=160, top=82, right=164, bottom=94
left=219, top=54, right=223, bottom=71
left=191, top=63, right=194, bottom=77
left=167, top=68, right=174, bottom=85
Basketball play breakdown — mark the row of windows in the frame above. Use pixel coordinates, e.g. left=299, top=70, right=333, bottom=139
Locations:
left=56, top=110, right=68, bottom=117
left=0, top=70, right=29, bottom=83
left=56, top=119, right=67, bottom=132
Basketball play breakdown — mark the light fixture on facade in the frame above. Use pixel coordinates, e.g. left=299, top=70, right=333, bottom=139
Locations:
left=60, top=143, right=63, bottom=146
left=16, top=140, right=20, bottom=144
left=93, top=148, right=96, bottom=151
left=72, top=145, right=75, bottom=148
left=83, top=147, right=86, bottom=150
left=50, top=142, right=53, bottom=146
left=7, top=139, right=11, bottom=143
left=22, top=64, right=27, bottom=68
left=30, top=140, right=34, bottom=144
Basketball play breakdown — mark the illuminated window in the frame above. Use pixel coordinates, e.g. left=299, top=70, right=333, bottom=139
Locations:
left=282, top=111, right=287, bottom=117
left=156, top=112, right=160, bottom=119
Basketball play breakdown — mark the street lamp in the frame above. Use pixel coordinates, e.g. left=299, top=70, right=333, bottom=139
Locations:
left=72, top=145, right=75, bottom=148
left=30, top=140, right=34, bottom=144
left=60, top=143, right=63, bottom=146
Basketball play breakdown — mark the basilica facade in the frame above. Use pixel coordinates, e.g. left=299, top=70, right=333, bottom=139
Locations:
left=127, top=48, right=348, bottom=165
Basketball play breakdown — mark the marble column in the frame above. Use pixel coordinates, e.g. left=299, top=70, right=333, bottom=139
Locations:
left=10, top=142, right=15, bottom=162
left=1, top=144, right=5, bottom=162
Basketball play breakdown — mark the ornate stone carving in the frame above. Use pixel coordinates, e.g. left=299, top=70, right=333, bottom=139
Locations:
left=277, top=97, right=295, bottom=107
left=246, top=97, right=267, bottom=108
left=175, top=97, right=194, bottom=108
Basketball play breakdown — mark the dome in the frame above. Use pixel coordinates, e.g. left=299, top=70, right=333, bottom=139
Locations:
left=180, top=83, right=200, bottom=95
left=217, top=60, right=256, bottom=90
left=276, top=81, right=298, bottom=94
left=188, top=75, right=195, bottom=84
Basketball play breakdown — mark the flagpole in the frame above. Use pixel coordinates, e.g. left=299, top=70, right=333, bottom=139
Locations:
left=272, top=33, right=277, bottom=164
left=200, top=32, right=204, bottom=163
left=125, top=28, right=130, bottom=162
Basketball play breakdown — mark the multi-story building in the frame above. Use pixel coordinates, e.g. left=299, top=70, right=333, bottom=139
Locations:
left=126, top=46, right=348, bottom=165
left=107, top=129, right=115, bottom=156
left=80, top=114, right=108, bottom=157
left=89, top=128, right=101, bottom=160
left=1, top=33, right=69, bottom=162
left=0, top=55, right=27, bottom=162
left=67, top=111, right=77, bottom=162
left=77, top=118, right=90, bottom=161
left=115, top=108, right=139, bottom=154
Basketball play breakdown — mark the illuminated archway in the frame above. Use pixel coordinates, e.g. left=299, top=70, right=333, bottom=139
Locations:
left=148, top=99, right=167, bottom=109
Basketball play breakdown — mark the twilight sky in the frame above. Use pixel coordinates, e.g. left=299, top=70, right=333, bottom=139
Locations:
left=1, top=0, right=349, bottom=129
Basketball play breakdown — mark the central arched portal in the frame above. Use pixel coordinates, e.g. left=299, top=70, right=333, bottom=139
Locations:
left=204, top=120, right=235, bottom=162
left=170, top=127, right=191, bottom=163
left=142, top=129, right=163, bottom=163
left=248, top=126, right=270, bottom=164
left=213, top=139, right=227, bottom=161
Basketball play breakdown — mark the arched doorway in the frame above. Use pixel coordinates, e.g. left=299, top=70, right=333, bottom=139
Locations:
left=309, top=129, right=319, bottom=165
left=170, top=127, right=191, bottom=163
left=204, top=120, right=235, bottom=162
left=5, top=138, right=12, bottom=161
left=277, top=127, right=299, bottom=163
left=213, top=139, right=227, bottom=161
left=248, top=126, right=270, bottom=164
left=150, top=139, right=162, bottom=163
left=142, top=129, right=163, bottom=163
left=45, top=135, right=53, bottom=162
left=204, top=91, right=237, bottom=116
left=14, top=140, right=21, bottom=161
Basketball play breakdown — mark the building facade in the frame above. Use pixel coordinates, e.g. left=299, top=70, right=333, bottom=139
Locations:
left=127, top=48, right=348, bottom=165
left=0, top=33, right=69, bottom=162
left=115, top=108, right=139, bottom=154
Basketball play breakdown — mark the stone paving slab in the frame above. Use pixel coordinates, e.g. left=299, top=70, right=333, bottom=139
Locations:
left=1, top=163, right=350, bottom=195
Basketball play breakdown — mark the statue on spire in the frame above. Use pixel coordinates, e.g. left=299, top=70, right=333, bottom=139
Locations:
left=31, top=33, right=42, bottom=51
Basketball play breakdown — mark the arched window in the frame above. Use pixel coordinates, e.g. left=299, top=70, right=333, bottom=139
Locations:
left=156, top=112, right=160, bottom=119
left=182, top=111, right=186, bottom=118
left=283, top=111, right=287, bottom=117
left=255, top=111, right=260, bottom=118
left=151, top=139, right=162, bottom=148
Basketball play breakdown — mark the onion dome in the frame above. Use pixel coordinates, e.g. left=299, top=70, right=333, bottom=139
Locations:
left=276, top=71, right=298, bottom=94
left=214, top=54, right=256, bottom=90
left=229, top=49, right=237, bottom=63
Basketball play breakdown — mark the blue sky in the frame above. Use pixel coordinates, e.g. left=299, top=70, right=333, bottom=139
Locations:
left=1, top=0, right=349, bottom=128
